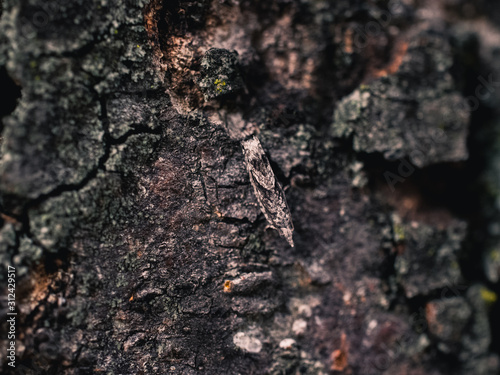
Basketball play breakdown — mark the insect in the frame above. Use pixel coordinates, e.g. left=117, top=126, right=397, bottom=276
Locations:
left=240, top=135, right=294, bottom=247
left=202, top=47, right=295, bottom=247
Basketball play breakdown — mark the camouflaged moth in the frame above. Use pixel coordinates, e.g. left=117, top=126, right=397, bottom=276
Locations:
left=240, top=136, right=294, bottom=247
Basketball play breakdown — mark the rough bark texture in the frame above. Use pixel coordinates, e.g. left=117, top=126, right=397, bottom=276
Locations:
left=1, top=0, right=500, bottom=374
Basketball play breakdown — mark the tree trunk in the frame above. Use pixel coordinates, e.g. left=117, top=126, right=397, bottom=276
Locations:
left=1, top=0, right=500, bottom=374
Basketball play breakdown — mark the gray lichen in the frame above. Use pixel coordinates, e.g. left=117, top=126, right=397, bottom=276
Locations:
left=331, top=31, right=470, bottom=167
left=198, top=48, right=245, bottom=101
left=1, top=0, right=500, bottom=374
left=393, top=216, right=466, bottom=298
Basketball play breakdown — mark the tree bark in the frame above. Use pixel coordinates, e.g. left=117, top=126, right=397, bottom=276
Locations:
left=1, top=0, right=500, bottom=374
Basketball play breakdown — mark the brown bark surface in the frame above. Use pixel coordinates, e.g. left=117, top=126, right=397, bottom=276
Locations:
left=1, top=0, right=500, bottom=374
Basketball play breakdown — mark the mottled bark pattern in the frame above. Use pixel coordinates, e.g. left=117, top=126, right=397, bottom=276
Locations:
left=1, top=0, right=500, bottom=374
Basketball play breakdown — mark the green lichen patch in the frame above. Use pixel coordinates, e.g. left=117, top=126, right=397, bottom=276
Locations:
left=198, top=48, right=245, bottom=101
